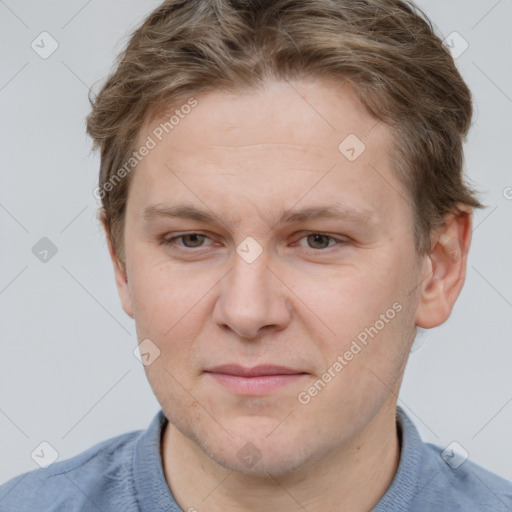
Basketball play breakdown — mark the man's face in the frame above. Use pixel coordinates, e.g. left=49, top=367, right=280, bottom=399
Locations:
left=118, top=78, right=424, bottom=475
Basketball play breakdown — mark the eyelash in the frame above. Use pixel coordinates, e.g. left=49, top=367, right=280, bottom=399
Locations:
left=160, top=232, right=349, bottom=253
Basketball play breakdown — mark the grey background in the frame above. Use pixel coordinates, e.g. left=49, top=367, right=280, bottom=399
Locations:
left=0, top=0, right=511, bottom=485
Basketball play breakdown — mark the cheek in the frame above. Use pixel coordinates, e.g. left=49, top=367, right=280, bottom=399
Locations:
left=127, top=260, right=205, bottom=342
left=303, top=266, right=403, bottom=337
left=307, top=261, right=415, bottom=371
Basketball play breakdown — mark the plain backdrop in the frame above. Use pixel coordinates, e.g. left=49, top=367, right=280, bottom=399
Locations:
left=0, top=0, right=511, bottom=485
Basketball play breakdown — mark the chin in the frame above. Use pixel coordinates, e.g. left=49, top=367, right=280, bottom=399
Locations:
left=192, top=418, right=324, bottom=478
left=208, top=442, right=315, bottom=478
left=159, top=391, right=332, bottom=477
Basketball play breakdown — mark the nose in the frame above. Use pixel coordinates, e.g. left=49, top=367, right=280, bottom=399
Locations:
left=213, top=247, right=292, bottom=340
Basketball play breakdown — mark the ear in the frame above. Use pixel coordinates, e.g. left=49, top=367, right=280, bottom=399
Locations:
left=99, top=210, right=134, bottom=319
left=415, top=207, right=473, bottom=329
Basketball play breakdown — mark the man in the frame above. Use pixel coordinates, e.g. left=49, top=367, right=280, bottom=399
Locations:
left=1, top=0, right=511, bottom=510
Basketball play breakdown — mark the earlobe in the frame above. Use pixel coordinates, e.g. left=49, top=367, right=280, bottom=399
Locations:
left=99, top=211, right=134, bottom=319
left=414, top=208, right=473, bottom=329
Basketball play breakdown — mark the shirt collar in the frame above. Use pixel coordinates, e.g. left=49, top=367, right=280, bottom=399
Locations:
left=132, top=409, right=179, bottom=512
left=132, top=406, right=425, bottom=511
left=372, top=405, right=427, bottom=511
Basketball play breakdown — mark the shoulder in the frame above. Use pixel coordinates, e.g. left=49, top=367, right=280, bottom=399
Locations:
left=0, top=429, right=143, bottom=512
left=383, top=407, right=512, bottom=512
left=415, top=441, right=512, bottom=511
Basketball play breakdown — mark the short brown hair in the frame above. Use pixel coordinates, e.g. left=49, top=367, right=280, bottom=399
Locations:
left=86, top=0, right=484, bottom=268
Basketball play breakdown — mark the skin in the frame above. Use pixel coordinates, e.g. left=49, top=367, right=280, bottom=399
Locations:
left=102, top=78, right=472, bottom=511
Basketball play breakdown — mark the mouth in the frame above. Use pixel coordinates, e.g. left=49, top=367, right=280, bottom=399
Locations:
left=204, top=364, right=308, bottom=395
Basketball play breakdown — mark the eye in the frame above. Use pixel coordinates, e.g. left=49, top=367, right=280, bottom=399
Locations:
left=297, top=233, right=348, bottom=250
left=161, top=233, right=212, bottom=250
left=160, top=232, right=350, bottom=254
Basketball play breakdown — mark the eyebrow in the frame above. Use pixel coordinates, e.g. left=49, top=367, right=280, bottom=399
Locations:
left=141, top=203, right=378, bottom=228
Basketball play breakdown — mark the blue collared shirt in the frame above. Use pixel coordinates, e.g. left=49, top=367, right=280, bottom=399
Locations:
left=1, top=406, right=511, bottom=511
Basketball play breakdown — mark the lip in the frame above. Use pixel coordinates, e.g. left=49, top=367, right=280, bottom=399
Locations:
left=204, top=364, right=308, bottom=395
left=205, top=364, right=305, bottom=377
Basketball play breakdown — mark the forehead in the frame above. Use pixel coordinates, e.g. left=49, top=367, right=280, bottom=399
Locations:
left=141, top=78, right=381, bottom=153
left=129, top=78, right=409, bottom=227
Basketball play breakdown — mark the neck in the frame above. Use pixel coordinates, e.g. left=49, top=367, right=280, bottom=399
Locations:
left=161, top=401, right=401, bottom=512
